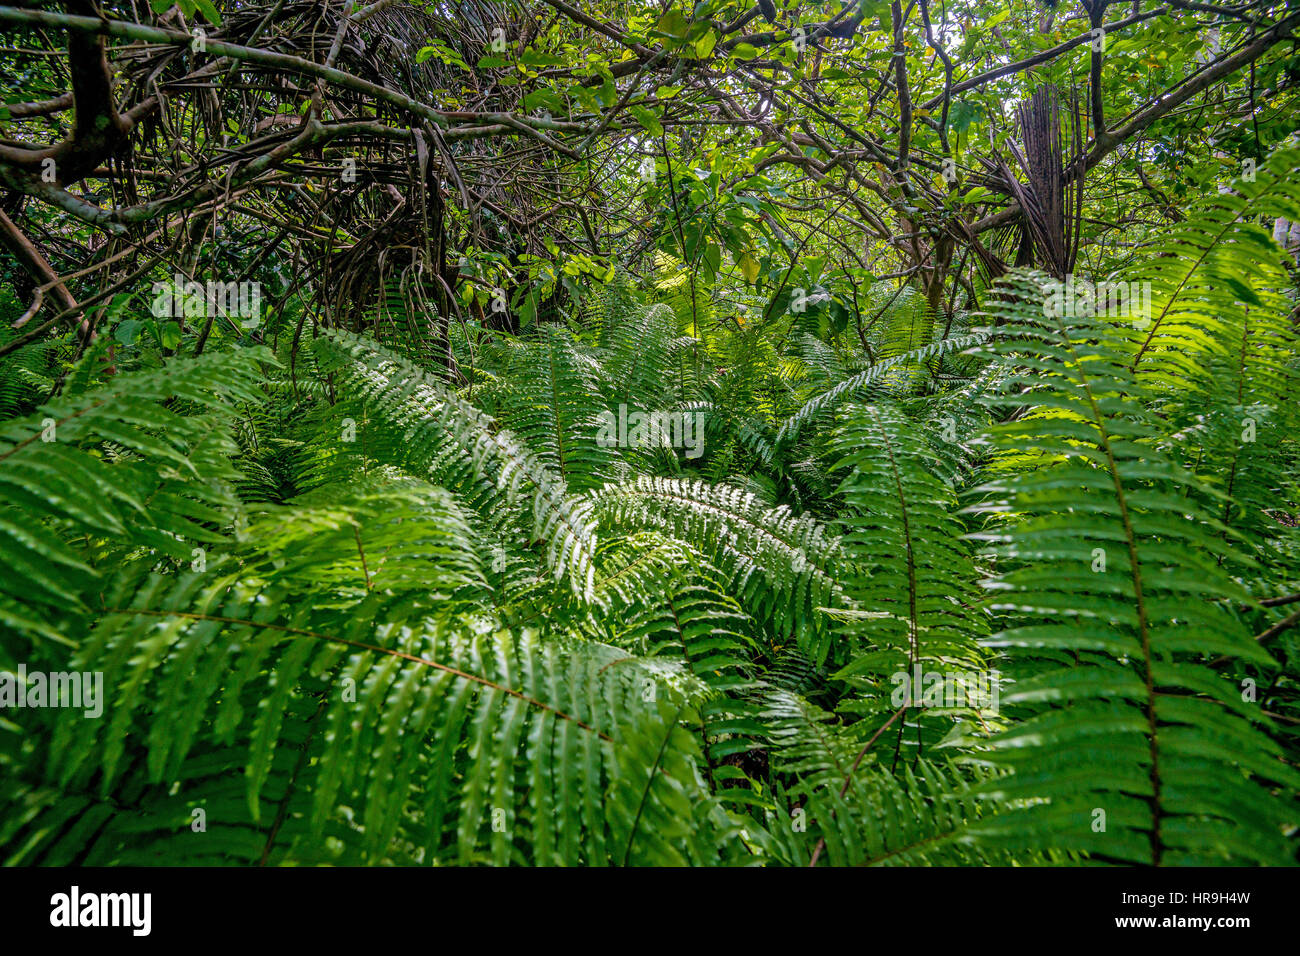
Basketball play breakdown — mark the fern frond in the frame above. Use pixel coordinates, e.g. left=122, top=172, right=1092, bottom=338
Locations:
left=775, top=333, right=989, bottom=448
left=831, top=403, right=992, bottom=758
left=762, top=689, right=1028, bottom=866
left=0, top=348, right=271, bottom=648
left=316, top=329, right=598, bottom=598
left=966, top=271, right=1300, bottom=865
left=1132, top=140, right=1300, bottom=401
left=590, top=475, right=843, bottom=663
left=5, top=549, right=743, bottom=865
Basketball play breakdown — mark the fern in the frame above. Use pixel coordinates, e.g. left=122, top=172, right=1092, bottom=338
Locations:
left=316, top=329, right=598, bottom=598
left=4, top=142, right=1300, bottom=869
left=762, top=689, right=1029, bottom=866
left=774, top=333, right=989, bottom=449
left=0, top=348, right=271, bottom=649
left=590, top=475, right=843, bottom=664
left=831, top=402, right=992, bottom=762
left=964, top=271, right=1300, bottom=865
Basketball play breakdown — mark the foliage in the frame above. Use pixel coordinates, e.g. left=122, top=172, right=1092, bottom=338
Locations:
left=2, top=0, right=1299, bottom=867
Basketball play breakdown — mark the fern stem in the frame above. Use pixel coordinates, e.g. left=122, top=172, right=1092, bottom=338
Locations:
left=621, top=700, right=690, bottom=866
left=1056, top=322, right=1163, bottom=865
left=259, top=692, right=329, bottom=865
left=868, top=406, right=921, bottom=770
left=808, top=702, right=909, bottom=867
